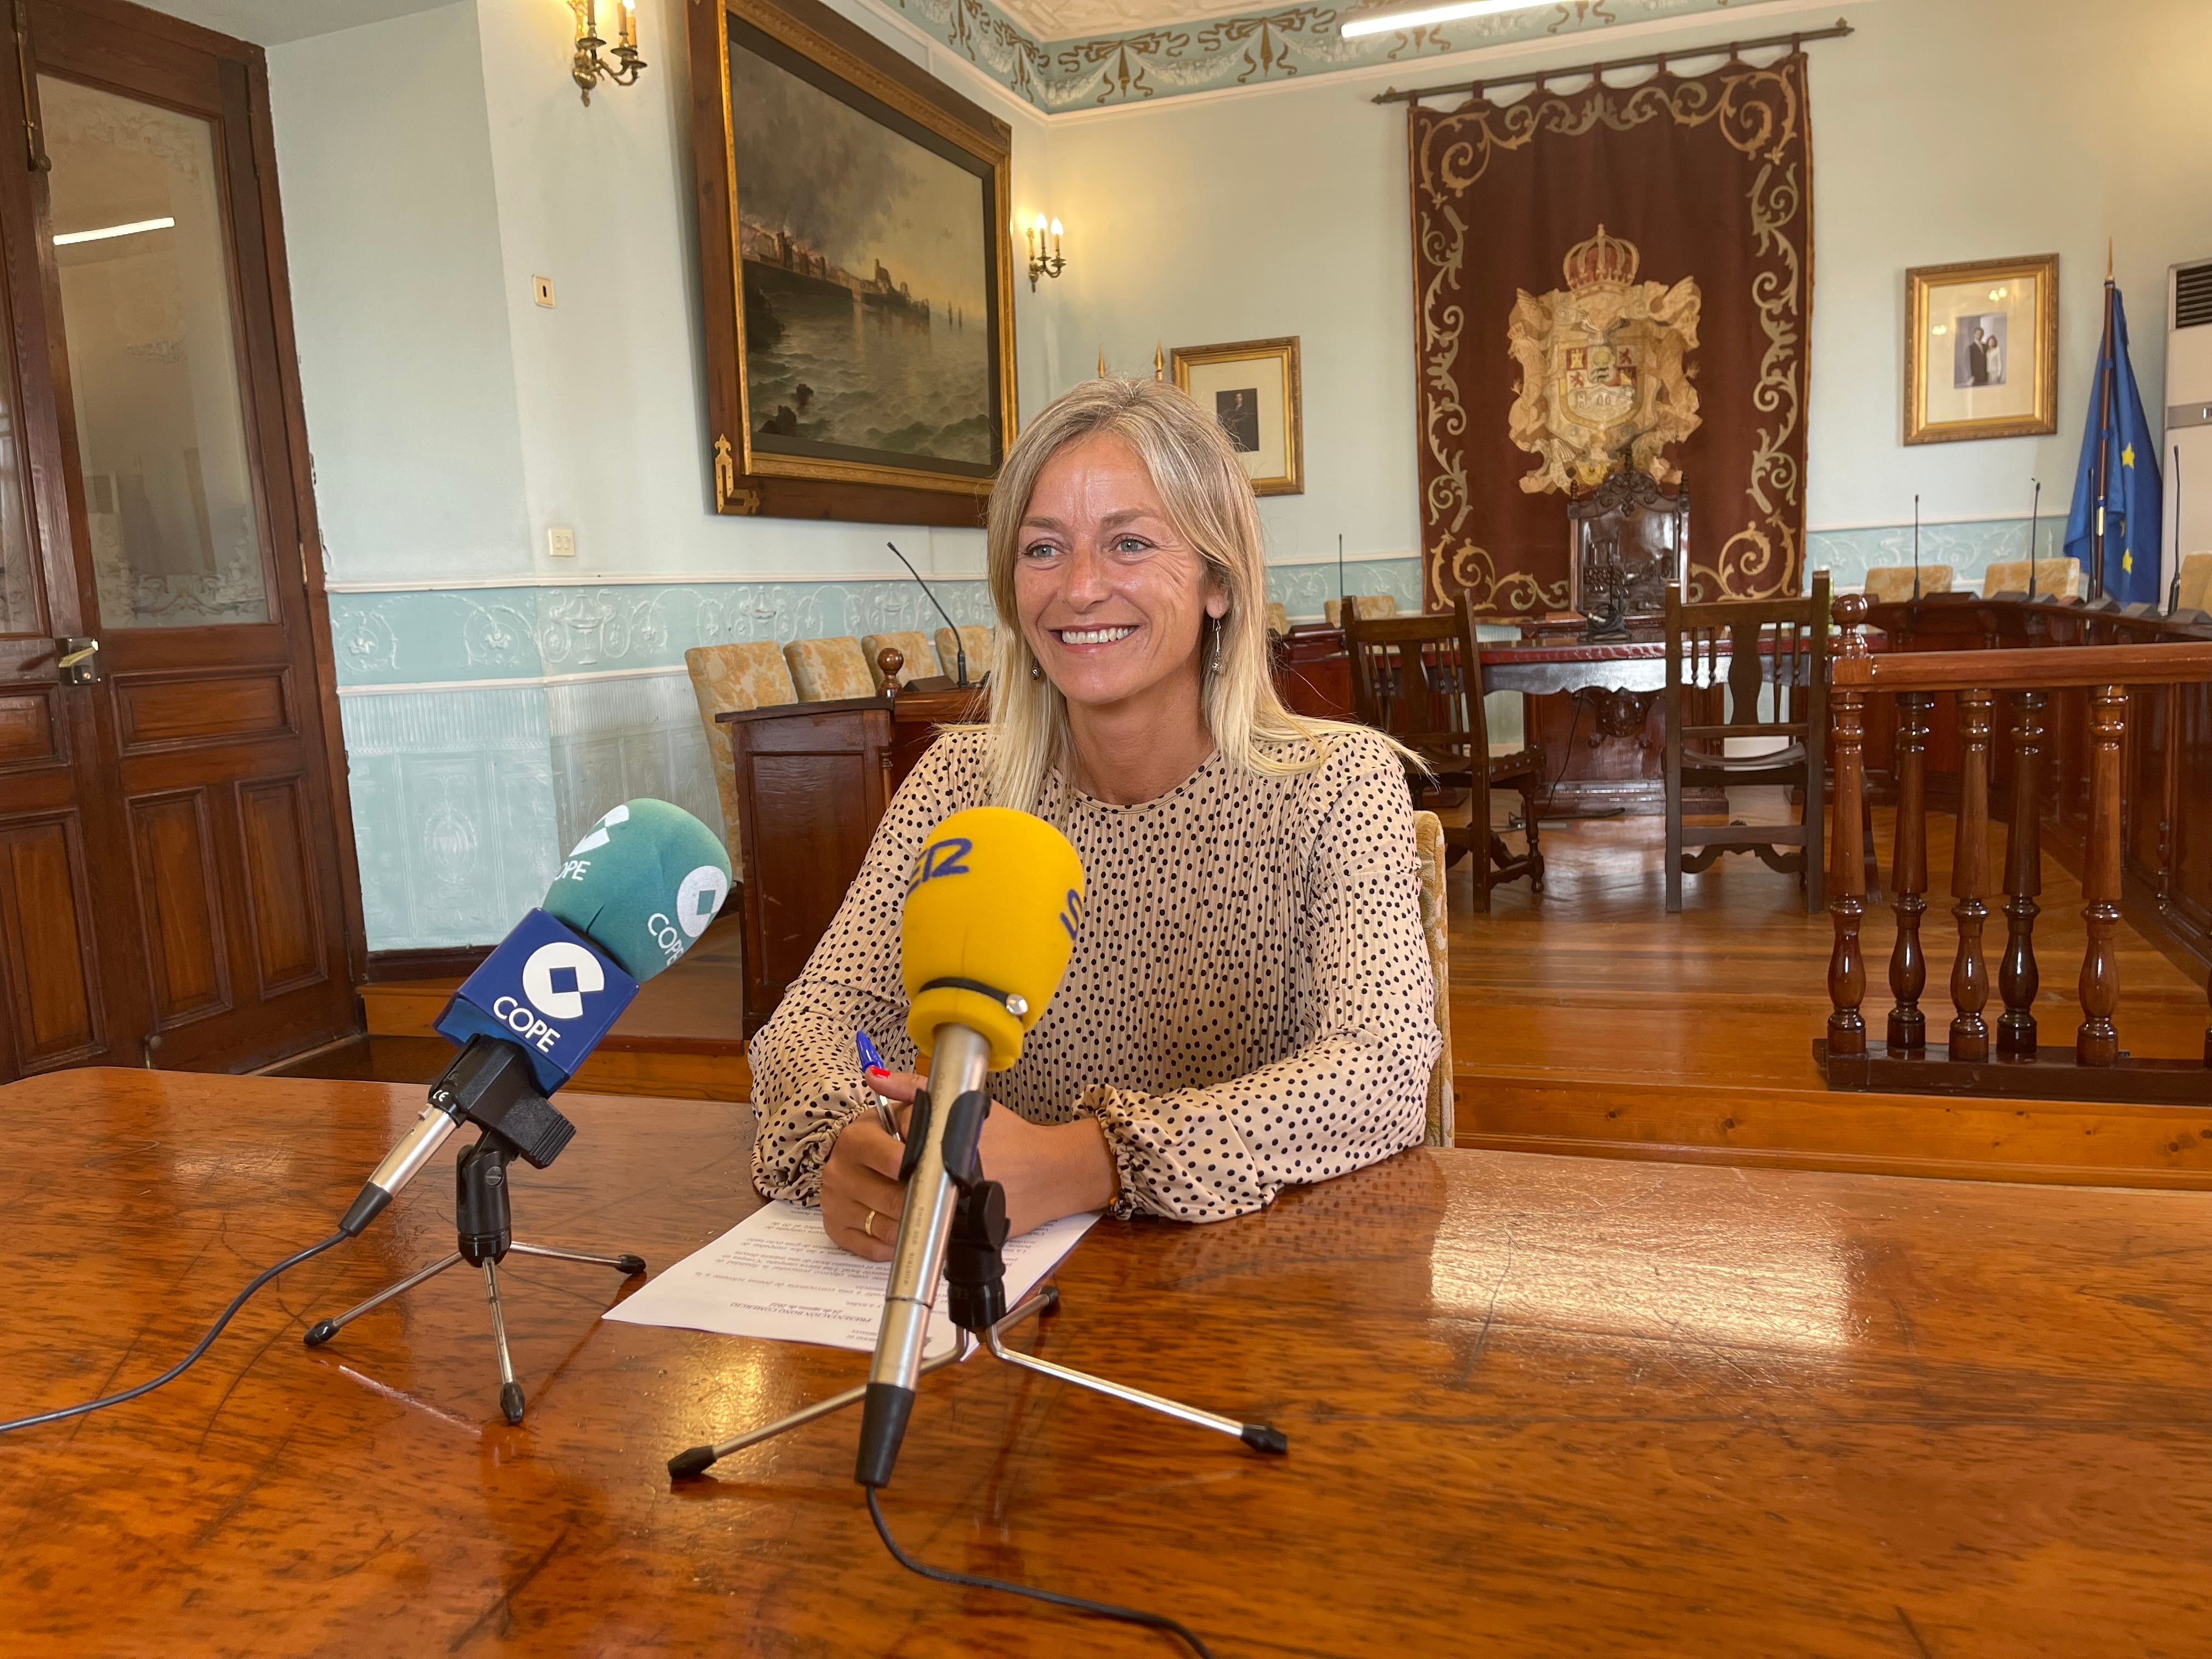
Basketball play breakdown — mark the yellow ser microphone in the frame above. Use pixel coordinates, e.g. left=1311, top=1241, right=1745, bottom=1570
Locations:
left=855, top=806, right=1085, bottom=1489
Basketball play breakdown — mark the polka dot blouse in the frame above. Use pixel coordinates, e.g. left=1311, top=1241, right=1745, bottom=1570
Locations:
left=747, top=726, right=1441, bottom=1223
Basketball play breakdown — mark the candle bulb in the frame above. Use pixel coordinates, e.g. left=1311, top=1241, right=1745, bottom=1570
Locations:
left=1049, top=217, right=1062, bottom=259
left=619, top=0, right=635, bottom=49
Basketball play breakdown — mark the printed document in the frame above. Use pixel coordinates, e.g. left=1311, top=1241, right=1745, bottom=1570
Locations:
left=602, top=1200, right=1100, bottom=1361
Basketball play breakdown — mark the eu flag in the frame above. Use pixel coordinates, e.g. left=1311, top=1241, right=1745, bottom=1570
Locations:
left=2064, top=281, right=2163, bottom=606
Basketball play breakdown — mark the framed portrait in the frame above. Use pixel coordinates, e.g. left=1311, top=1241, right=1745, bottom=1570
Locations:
left=1170, top=337, right=1304, bottom=496
left=687, top=0, right=1018, bottom=524
left=1904, top=254, right=2059, bottom=445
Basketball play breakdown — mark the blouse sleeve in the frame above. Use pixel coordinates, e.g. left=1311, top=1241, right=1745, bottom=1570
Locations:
left=1077, top=740, right=1440, bottom=1222
left=746, top=733, right=978, bottom=1205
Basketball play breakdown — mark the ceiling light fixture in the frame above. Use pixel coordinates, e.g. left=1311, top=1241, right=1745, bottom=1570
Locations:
left=1340, top=0, right=1554, bottom=40
left=53, top=216, right=174, bottom=246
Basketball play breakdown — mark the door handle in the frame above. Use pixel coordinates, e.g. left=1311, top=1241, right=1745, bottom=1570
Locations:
left=56, top=636, right=98, bottom=684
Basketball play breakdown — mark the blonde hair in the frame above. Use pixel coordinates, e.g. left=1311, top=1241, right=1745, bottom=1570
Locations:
left=980, top=377, right=1367, bottom=809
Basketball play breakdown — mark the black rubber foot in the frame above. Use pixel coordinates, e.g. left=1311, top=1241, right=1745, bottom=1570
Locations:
left=667, top=1445, right=718, bottom=1480
left=303, top=1319, right=338, bottom=1348
left=1240, top=1423, right=1289, bottom=1454
left=1037, top=1284, right=1062, bottom=1318
left=500, top=1382, right=525, bottom=1425
left=616, top=1254, right=647, bottom=1276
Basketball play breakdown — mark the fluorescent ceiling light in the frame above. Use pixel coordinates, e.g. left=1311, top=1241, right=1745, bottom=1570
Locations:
left=1341, top=0, right=1553, bottom=38
left=53, top=216, right=175, bottom=246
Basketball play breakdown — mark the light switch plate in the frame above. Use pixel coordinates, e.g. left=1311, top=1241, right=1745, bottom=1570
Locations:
left=547, top=527, right=576, bottom=558
left=532, top=275, right=555, bottom=308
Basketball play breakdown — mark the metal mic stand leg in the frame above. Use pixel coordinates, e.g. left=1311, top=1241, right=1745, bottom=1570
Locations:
left=304, top=1131, right=645, bottom=1426
left=947, top=1181, right=1286, bottom=1455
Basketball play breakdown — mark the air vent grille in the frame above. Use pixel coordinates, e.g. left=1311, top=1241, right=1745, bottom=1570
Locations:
left=2178, top=262, right=2212, bottom=329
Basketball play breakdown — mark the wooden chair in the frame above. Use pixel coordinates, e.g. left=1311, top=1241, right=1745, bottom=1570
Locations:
left=1662, top=571, right=1829, bottom=914
left=1343, top=598, right=1545, bottom=910
left=859, top=630, right=941, bottom=692
left=1324, top=594, right=1397, bottom=628
left=1412, top=809, right=1454, bottom=1147
left=1569, top=469, right=1689, bottom=624
left=782, top=636, right=875, bottom=702
left=683, top=639, right=799, bottom=884
left=1862, top=565, right=1954, bottom=603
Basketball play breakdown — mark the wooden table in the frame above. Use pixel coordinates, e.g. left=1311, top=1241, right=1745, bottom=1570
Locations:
left=5, top=1070, right=2212, bottom=1656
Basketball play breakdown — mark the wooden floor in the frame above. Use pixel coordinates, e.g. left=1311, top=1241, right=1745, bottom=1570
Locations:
left=1449, top=789, right=2212, bottom=1187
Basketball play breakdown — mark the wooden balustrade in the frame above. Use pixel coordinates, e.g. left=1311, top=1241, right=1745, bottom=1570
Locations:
left=1819, top=594, right=2212, bottom=1103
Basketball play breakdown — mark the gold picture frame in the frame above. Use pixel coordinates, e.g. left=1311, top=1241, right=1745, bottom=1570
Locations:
left=1904, top=253, right=2059, bottom=445
left=687, top=0, right=1018, bottom=524
left=1169, top=336, right=1303, bottom=496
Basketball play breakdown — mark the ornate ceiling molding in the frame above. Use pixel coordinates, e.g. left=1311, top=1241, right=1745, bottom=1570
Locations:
left=874, top=0, right=1807, bottom=114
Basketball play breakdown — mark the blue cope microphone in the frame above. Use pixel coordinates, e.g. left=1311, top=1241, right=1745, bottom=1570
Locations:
left=337, top=799, right=731, bottom=1238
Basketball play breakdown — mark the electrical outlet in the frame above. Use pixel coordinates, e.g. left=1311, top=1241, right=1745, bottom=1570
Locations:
left=547, top=527, right=576, bottom=558
left=532, top=275, right=555, bottom=308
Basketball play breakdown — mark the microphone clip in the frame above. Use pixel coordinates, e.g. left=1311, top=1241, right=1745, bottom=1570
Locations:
left=894, top=1086, right=990, bottom=1190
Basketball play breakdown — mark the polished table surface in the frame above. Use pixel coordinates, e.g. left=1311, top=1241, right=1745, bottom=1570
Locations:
left=4, top=1070, right=2211, bottom=1656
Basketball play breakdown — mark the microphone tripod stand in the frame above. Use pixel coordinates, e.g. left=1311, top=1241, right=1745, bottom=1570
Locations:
left=667, top=1177, right=1285, bottom=1478
left=304, top=1129, right=645, bottom=1425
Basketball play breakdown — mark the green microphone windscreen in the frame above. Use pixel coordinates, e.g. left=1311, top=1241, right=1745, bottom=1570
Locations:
left=541, top=799, right=732, bottom=983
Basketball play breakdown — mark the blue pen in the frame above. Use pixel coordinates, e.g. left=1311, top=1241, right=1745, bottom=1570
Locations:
left=855, top=1030, right=886, bottom=1075
left=856, top=1030, right=904, bottom=1139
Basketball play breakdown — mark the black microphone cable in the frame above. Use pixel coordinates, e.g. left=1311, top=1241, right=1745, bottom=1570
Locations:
left=865, top=1486, right=1215, bottom=1658
left=0, top=1230, right=347, bottom=1436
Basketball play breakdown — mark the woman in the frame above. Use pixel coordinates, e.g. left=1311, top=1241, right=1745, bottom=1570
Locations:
left=748, top=377, right=1439, bottom=1257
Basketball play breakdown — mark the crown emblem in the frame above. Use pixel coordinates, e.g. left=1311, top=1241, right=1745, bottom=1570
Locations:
left=1562, top=225, right=1640, bottom=291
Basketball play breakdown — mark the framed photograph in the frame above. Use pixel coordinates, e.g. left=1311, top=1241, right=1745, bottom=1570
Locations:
left=1170, top=337, right=1303, bottom=496
left=687, top=0, right=1018, bottom=523
left=1904, top=254, right=2059, bottom=445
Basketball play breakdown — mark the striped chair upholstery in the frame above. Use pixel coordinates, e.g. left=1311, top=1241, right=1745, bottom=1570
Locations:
left=934, top=625, right=993, bottom=685
left=1413, top=809, right=1454, bottom=1148
left=859, top=630, right=941, bottom=692
left=1982, top=558, right=2084, bottom=599
left=1861, top=565, right=1954, bottom=603
left=1324, top=594, right=1399, bottom=628
left=783, top=636, right=876, bottom=702
left=683, top=641, right=798, bottom=878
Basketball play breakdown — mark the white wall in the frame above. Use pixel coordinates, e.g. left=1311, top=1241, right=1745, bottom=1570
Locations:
left=1045, top=0, right=2212, bottom=559
left=268, top=2, right=532, bottom=584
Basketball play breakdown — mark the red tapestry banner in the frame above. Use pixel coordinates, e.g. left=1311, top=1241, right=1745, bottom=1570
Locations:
left=1410, top=54, right=1813, bottom=615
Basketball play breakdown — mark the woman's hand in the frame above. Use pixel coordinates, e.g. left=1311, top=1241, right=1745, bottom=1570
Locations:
left=820, top=1069, right=1119, bottom=1260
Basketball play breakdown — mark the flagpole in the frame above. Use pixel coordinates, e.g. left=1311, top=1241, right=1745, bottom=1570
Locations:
left=2091, top=244, right=2118, bottom=601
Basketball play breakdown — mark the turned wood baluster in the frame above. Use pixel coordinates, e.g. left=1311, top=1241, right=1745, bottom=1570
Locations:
left=2078, top=685, right=2128, bottom=1066
left=1948, top=689, right=1995, bottom=1062
left=1996, top=690, right=2047, bottom=1059
left=1887, top=692, right=1931, bottom=1052
left=1826, top=596, right=1870, bottom=1068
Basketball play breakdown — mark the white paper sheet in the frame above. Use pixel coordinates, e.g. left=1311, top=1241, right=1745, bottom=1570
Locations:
left=601, top=1200, right=1100, bottom=1361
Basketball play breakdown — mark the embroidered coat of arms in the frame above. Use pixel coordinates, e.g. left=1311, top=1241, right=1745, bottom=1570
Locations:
left=1506, top=226, right=1701, bottom=495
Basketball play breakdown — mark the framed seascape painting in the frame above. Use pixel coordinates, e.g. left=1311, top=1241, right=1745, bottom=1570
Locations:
left=687, top=0, right=1017, bottom=524
left=1904, top=254, right=2059, bottom=445
left=1170, top=337, right=1304, bottom=496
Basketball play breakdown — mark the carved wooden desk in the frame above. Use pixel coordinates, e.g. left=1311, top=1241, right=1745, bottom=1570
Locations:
left=5, top=1069, right=2212, bottom=1655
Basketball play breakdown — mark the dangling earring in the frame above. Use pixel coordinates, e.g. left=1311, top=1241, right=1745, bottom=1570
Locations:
left=1029, top=659, right=1044, bottom=681
left=1207, top=614, right=1224, bottom=675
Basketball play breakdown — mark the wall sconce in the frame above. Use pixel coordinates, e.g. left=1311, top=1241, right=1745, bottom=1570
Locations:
left=569, top=0, right=646, bottom=105
left=1023, top=213, right=1065, bottom=290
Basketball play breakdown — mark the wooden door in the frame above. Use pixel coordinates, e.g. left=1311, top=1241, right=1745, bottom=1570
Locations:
left=0, top=0, right=357, bottom=1075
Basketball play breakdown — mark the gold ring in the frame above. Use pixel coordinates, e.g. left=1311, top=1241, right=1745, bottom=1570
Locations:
left=863, top=1208, right=878, bottom=1240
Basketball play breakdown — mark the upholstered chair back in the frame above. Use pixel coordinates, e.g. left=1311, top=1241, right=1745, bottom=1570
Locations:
left=1412, top=809, right=1454, bottom=1148
left=2175, top=552, right=2212, bottom=614
left=783, top=636, right=876, bottom=702
left=683, top=641, right=798, bottom=878
left=858, top=630, right=940, bottom=692
left=1861, top=565, right=1955, bottom=604
left=933, top=624, right=993, bottom=684
left=1265, top=600, right=1289, bottom=636
left=1323, top=594, right=1399, bottom=628
left=1980, top=558, right=2084, bottom=599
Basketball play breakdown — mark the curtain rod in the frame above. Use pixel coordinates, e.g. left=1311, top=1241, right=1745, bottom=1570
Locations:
left=1370, top=16, right=1853, bottom=106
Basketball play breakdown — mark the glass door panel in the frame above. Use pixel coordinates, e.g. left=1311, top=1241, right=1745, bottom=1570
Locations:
left=38, top=73, right=267, bottom=628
